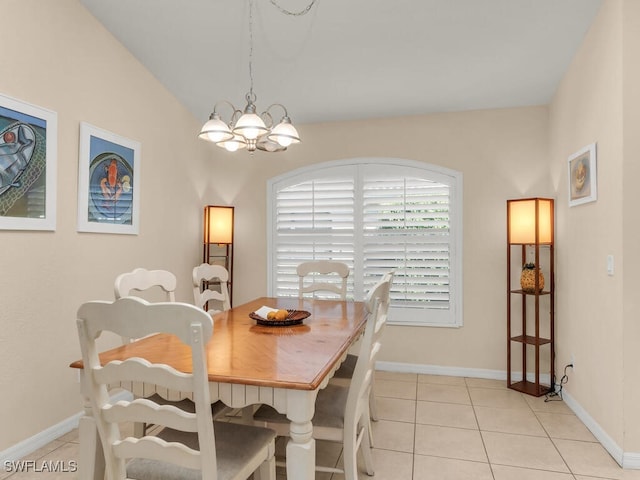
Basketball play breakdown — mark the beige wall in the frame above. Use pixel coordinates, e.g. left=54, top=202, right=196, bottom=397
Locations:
left=549, top=0, right=635, bottom=453
left=622, top=0, right=640, bottom=454
left=0, top=0, right=214, bottom=450
left=3, top=0, right=639, bottom=463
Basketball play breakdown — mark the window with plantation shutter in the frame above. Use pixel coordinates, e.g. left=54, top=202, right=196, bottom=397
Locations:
left=267, top=158, right=463, bottom=327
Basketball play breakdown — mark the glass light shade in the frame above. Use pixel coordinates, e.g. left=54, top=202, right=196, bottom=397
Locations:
left=257, top=136, right=287, bottom=152
left=233, top=113, right=268, bottom=140
left=508, top=198, right=554, bottom=244
left=205, top=206, right=234, bottom=244
left=198, top=114, right=233, bottom=143
left=217, top=134, right=247, bottom=152
left=267, top=119, right=300, bottom=147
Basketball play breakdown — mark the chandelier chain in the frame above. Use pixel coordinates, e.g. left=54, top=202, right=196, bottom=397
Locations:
left=248, top=0, right=255, bottom=98
left=269, top=0, right=317, bottom=17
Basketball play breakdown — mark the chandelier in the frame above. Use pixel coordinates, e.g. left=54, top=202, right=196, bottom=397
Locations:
left=199, top=0, right=315, bottom=153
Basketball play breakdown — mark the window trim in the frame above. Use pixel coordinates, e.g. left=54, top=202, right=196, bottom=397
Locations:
left=267, top=157, right=463, bottom=327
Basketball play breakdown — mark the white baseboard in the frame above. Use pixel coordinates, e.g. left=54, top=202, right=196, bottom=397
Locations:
left=375, top=360, right=551, bottom=385
left=376, top=360, right=639, bottom=470
left=0, top=391, right=132, bottom=464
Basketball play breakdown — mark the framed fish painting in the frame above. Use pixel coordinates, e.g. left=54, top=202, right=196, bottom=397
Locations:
left=77, top=122, right=140, bottom=234
left=0, top=93, right=57, bottom=230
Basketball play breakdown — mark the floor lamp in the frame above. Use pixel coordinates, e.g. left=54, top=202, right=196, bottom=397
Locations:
left=203, top=205, right=234, bottom=305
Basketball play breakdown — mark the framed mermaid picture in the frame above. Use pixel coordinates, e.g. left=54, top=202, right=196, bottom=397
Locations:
left=0, top=93, right=57, bottom=230
left=77, top=122, right=140, bottom=234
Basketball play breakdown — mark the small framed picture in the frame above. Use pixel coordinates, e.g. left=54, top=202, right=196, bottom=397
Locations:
left=77, top=122, right=141, bottom=234
left=0, top=93, right=57, bottom=230
left=568, top=143, right=597, bottom=207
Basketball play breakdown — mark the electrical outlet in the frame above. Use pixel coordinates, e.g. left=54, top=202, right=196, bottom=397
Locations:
left=570, top=353, right=575, bottom=371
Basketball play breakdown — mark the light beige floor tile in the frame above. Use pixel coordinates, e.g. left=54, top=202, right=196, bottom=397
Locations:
left=492, top=464, right=576, bottom=479
left=414, top=424, right=487, bottom=462
left=18, top=441, right=66, bottom=462
left=554, top=438, right=623, bottom=479
left=417, top=374, right=466, bottom=386
left=413, top=454, right=493, bottom=480
left=482, top=431, right=570, bottom=472
left=315, top=439, right=343, bottom=470
left=371, top=419, right=415, bottom=453
left=475, top=405, right=547, bottom=436
left=375, top=371, right=418, bottom=383
left=375, top=379, right=417, bottom=400
left=537, top=412, right=597, bottom=442
left=469, top=387, right=529, bottom=409
left=523, top=394, right=573, bottom=414
left=374, top=397, right=416, bottom=423
left=332, top=448, right=413, bottom=480
left=416, top=401, right=478, bottom=429
left=465, top=377, right=509, bottom=390
left=417, top=383, right=471, bottom=405
left=55, top=429, right=79, bottom=444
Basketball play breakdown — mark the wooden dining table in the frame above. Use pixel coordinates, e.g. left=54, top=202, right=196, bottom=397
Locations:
left=70, top=296, right=367, bottom=480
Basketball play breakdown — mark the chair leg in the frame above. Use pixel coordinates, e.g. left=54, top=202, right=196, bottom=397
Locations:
left=253, top=442, right=276, bottom=480
left=343, top=424, right=359, bottom=480
left=360, top=417, right=375, bottom=476
left=369, top=377, right=379, bottom=421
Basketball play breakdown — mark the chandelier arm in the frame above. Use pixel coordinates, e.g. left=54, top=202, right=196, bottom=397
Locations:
left=212, top=100, right=241, bottom=119
left=269, top=0, right=317, bottom=16
left=263, top=103, right=290, bottom=119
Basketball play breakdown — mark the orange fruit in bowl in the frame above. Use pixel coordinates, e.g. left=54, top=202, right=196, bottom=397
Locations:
left=275, top=309, right=288, bottom=321
left=266, top=311, right=276, bottom=320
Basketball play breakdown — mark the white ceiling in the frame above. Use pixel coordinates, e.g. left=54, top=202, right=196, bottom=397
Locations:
left=79, top=0, right=603, bottom=126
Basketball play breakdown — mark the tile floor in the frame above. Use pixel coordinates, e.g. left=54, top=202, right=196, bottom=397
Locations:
left=3, top=372, right=640, bottom=479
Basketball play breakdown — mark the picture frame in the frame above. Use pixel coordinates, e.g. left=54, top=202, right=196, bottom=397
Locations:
left=77, top=122, right=141, bottom=234
left=568, top=142, right=597, bottom=207
left=0, top=93, right=57, bottom=231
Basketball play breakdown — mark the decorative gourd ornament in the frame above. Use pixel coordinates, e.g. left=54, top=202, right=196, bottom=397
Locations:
left=520, top=263, right=544, bottom=293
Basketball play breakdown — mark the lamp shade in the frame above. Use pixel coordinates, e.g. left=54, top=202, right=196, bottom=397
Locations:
left=507, top=198, right=554, bottom=244
left=198, top=113, right=234, bottom=143
left=204, top=205, right=234, bottom=244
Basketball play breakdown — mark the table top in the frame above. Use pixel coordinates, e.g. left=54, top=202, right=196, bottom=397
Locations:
left=70, top=296, right=367, bottom=391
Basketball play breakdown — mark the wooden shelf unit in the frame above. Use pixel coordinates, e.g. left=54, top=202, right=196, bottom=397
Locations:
left=507, top=198, right=555, bottom=397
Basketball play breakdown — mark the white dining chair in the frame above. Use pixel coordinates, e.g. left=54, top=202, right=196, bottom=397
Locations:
left=192, top=263, right=231, bottom=314
left=114, top=267, right=225, bottom=434
left=76, top=297, right=276, bottom=480
left=333, top=271, right=395, bottom=423
left=253, top=274, right=392, bottom=479
left=296, top=260, right=349, bottom=299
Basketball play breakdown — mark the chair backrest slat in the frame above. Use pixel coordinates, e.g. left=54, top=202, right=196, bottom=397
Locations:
left=103, top=399, right=198, bottom=432
left=296, top=260, right=349, bottom=299
left=114, top=267, right=177, bottom=302
left=95, top=358, right=193, bottom=392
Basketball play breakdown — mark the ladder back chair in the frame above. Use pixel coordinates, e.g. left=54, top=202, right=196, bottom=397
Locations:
left=192, top=263, right=231, bottom=315
left=253, top=274, right=392, bottom=480
left=114, top=267, right=225, bottom=434
left=76, top=297, right=276, bottom=480
left=333, top=271, right=395, bottom=425
left=296, top=260, right=349, bottom=299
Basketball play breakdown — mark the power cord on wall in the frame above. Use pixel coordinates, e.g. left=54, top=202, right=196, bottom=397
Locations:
left=545, top=363, right=573, bottom=402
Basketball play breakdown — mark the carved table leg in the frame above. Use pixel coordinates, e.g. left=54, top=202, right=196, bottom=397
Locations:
left=285, top=389, right=317, bottom=480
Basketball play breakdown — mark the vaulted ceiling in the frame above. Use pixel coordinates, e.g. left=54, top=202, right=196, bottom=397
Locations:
left=80, top=0, right=603, bottom=126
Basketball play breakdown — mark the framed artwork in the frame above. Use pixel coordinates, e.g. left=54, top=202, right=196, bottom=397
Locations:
left=77, top=122, right=141, bottom=234
left=568, top=143, right=597, bottom=207
left=0, top=93, right=57, bottom=230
